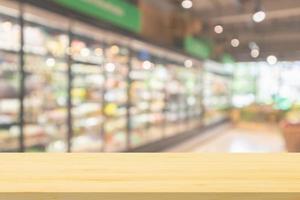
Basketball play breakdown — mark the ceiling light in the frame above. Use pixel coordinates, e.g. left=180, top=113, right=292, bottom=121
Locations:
left=252, top=10, right=266, bottom=23
left=251, top=49, right=260, bottom=58
left=184, top=59, right=193, bottom=68
left=231, top=39, right=240, bottom=47
left=267, top=55, right=277, bottom=65
left=181, top=0, right=193, bottom=9
left=214, top=25, right=223, bottom=34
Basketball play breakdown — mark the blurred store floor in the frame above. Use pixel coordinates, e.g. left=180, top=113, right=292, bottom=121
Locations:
left=167, top=123, right=285, bottom=152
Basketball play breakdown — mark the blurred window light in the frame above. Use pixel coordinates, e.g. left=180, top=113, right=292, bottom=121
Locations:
left=231, top=38, right=240, bottom=47
left=181, top=0, right=193, bottom=9
left=252, top=10, right=266, bottom=23
left=214, top=25, right=223, bottom=34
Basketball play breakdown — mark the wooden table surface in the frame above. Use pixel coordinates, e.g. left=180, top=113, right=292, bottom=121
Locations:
left=0, top=154, right=299, bottom=200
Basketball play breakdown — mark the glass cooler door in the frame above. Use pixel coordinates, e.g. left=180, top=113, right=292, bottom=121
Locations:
left=0, top=4, right=21, bottom=151
left=23, top=7, right=69, bottom=152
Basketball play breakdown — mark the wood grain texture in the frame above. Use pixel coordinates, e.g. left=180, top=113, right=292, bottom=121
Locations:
left=0, top=154, right=299, bottom=200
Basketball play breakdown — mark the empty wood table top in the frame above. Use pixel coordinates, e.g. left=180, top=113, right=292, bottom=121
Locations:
left=0, top=154, right=299, bottom=200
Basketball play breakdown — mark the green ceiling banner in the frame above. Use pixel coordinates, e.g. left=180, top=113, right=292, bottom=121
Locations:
left=55, top=0, right=141, bottom=33
left=184, top=36, right=213, bottom=59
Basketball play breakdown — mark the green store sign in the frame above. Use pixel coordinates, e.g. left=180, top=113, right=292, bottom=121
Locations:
left=55, top=0, right=141, bottom=33
left=184, top=36, right=213, bottom=59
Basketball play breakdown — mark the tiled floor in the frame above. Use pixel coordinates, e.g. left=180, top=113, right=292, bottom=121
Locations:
left=167, top=123, right=286, bottom=153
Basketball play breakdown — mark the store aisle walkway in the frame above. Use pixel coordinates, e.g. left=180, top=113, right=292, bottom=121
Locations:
left=167, top=123, right=286, bottom=152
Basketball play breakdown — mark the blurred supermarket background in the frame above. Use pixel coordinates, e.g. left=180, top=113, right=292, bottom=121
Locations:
left=0, top=0, right=300, bottom=152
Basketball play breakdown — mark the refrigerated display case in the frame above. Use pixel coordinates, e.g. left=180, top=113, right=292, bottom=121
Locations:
left=146, top=62, right=167, bottom=141
left=129, top=56, right=167, bottom=147
left=103, top=44, right=129, bottom=151
left=0, top=7, right=20, bottom=151
left=164, top=63, right=203, bottom=136
left=184, top=67, right=203, bottom=130
left=69, top=33, right=105, bottom=152
left=23, top=7, right=69, bottom=152
left=164, top=65, right=179, bottom=135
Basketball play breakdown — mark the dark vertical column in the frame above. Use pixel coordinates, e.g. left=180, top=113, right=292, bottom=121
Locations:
left=18, top=2, right=25, bottom=152
left=126, top=48, right=133, bottom=150
left=66, top=21, right=73, bottom=153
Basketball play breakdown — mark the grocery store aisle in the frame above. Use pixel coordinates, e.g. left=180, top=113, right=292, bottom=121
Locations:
left=167, top=123, right=286, bottom=152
